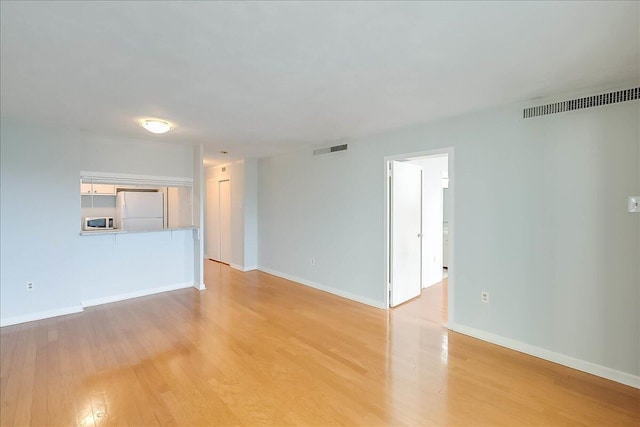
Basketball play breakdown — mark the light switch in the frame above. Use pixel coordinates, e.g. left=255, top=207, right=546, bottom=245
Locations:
left=629, top=196, right=640, bottom=213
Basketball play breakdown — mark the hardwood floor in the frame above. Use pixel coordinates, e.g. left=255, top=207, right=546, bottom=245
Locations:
left=1, top=262, right=638, bottom=426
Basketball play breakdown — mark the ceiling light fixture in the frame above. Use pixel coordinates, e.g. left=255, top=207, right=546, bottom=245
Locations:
left=140, top=119, right=172, bottom=134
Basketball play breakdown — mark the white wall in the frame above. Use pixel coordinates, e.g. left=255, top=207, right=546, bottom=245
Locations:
left=244, top=158, right=259, bottom=270
left=0, top=121, right=196, bottom=325
left=80, top=230, right=194, bottom=304
left=81, top=194, right=116, bottom=223
left=230, top=162, right=246, bottom=267
left=258, top=97, right=640, bottom=381
left=204, top=160, right=258, bottom=270
left=167, top=186, right=194, bottom=228
left=192, top=144, right=205, bottom=289
left=408, top=155, right=448, bottom=288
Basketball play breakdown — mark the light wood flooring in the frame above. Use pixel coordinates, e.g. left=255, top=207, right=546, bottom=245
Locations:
left=1, top=262, right=638, bottom=426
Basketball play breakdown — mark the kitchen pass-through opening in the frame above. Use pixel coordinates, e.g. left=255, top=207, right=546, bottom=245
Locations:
left=80, top=172, right=194, bottom=233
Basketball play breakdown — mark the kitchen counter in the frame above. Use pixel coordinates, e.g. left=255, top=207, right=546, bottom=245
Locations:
left=80, top=226, right=198, bottom=236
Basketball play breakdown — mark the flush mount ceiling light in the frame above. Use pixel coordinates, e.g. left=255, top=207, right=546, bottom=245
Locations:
left=140, top=119, right=172, bottom=134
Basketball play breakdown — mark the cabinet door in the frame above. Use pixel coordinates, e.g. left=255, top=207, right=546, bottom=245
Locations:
left=92, top=184, right=116, bottom=195
left=80, top=182, right=93, bottom=194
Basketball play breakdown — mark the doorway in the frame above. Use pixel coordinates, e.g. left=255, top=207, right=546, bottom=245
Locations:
left=385, top=149, right=453, bottom=324
left=206, top=178, right=231, bottom=264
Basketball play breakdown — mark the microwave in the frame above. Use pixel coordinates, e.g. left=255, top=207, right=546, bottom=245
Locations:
left=84, top=217, right=114, bottom=230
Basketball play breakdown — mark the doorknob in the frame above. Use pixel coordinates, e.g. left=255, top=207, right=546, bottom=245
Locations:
left=417, top=233, right=423, bottom=238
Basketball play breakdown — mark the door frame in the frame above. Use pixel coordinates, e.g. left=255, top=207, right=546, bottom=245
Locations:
left=384, top=147, right=455, bottom=325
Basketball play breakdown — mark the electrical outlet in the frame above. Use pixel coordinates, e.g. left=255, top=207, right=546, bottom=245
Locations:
left=310, top=257, right=316, bottom=266
left=481, top=291, right=489, bottom=303
left=26, top=282, right=33, bottom=291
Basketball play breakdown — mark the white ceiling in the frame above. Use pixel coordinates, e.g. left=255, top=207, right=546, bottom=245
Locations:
left=1, top=1, right=638, bottom=164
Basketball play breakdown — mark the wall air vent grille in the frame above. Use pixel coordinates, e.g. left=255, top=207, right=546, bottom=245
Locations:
left=313, top=144, right=348, bottom=156
left=523, top=87, right=639, bottom=119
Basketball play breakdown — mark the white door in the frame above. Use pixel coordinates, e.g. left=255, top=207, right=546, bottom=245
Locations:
left=218, top=180, right=231, bottom=264
left=206, top=178, right=230, bottom=263
left=390, top=161, right=422, bottom=307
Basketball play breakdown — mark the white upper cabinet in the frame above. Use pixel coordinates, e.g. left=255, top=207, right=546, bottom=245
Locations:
left=80, top=181, right=116, bottom=195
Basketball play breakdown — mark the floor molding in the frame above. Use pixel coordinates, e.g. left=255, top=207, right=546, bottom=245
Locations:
left=1, top=305, right=84, bottom=327
left=258, top=266, right=386, bottom=309
left=230, top=263, right=245, bottom=271
left=230, top=264, right=258, bottom=272
left=450, top=323, right=640, bottom=389
left=82, top=282, right=194, bottom=308
left=2, top=282, right=198, bottom=327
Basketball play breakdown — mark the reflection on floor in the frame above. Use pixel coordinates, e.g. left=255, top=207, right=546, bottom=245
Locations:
left=0, top=262, right=638, bottom=426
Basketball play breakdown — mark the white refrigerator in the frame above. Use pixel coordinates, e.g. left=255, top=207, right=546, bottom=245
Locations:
left=115, top=191, right=164, bottom=231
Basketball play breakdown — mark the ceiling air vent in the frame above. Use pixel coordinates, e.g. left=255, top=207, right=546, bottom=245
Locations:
left=523, top=87, right=639, bottom=119
left=313, top=144, right=348, bottom=156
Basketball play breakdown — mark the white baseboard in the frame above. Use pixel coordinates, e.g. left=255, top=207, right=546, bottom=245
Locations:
left=82, top=282, right=194, bottom=308
left=1, top=305, right=84, bottom=327
left=193, top=282, right=206, bottom=290
left=258, top=266, right=386, bottom=309
left=450, top=323, right=640, bottom=389
left=230, top=264, right=258, bottom=272
left=1, top=282, right=199, bottom=327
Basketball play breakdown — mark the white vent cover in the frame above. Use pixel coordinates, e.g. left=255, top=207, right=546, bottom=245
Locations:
left=313, top=144, right=348, bottom=156
left=524, top=87, right=639, bottom=119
